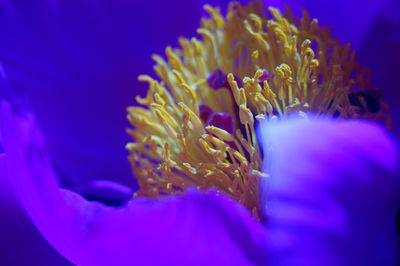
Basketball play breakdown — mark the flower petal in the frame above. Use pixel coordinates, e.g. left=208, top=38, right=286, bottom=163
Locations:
left=304, top=0, right=389, bottom=45
left=0, top=0, right=208, bottom=189
left=356, top=14, right=400, bottom=136
left=260, top=117, right=399, bottom=265
left=0, top=101, right=267, bottom=265
left=73, top=179, right=133, bottom=206
left=0, top=154, right=71, bottom=265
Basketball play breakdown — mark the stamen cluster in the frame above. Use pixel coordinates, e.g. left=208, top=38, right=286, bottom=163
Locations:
left=126, top=2, right=389, bottom=220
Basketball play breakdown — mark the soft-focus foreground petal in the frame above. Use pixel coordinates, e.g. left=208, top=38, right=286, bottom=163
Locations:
left=0, top=154, right=71, bottom=264
left=0, top=101, right=267, bottom=265
left=260, top=117, right=399, bottom=265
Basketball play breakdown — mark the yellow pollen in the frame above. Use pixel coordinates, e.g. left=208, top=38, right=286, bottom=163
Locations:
left=126, top=1, right=390, bottom=221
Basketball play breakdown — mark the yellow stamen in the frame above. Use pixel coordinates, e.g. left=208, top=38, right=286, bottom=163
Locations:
left=126, top=1, right=389, bottom=221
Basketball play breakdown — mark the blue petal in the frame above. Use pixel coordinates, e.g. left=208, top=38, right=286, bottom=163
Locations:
left=304, top=0, right=389, bottom=45
left=0, top=0, right=208, bottom=189
left=0, top=101, right=267, bottom=265
left=260, top=117, right=399, bottom=265
left=0, top=155, right=71, bottom=264
left=74, top=179, right=133, bottom=206
left=356, top=9, right=400, bottom=136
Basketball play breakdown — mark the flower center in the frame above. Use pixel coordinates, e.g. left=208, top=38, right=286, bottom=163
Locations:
left=126, top=1, right=389, bottom=221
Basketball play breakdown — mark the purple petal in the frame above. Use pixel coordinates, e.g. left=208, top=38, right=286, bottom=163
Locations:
left=257, top=69, right=275, bottom=92
left=269, top=0, right=389, bottom=45
left=207, top=68, right=228, bottom=90
left=258, top=69, right=274, bottom=82
left=0, top=154, right=71, bottom=264
left=0, top=0, right=209, bottom=189
left=260, top=117, right=399, bottom=265
left=207, top=68, right=242, bottom=90
left=206, top=112, right=235, bottom=135
left=73, top=179, right=133, bottom=206
left=199, top=104, right=214, bottom=123
left=356, top=14, right=400, bottom=136
left=0, top=101, right=267, bottom=265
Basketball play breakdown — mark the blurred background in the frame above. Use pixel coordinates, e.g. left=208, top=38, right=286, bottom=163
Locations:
left=0, top=0, right=399, bottom=193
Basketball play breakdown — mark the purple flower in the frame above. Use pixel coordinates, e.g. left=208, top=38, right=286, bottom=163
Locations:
left=0, top=101, right=268, bottom=265
left=0, top=0, right=399, bottom=190
left=1, top=102, right=398, bottom=265
left=0, top=0, right=399, bottom=264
